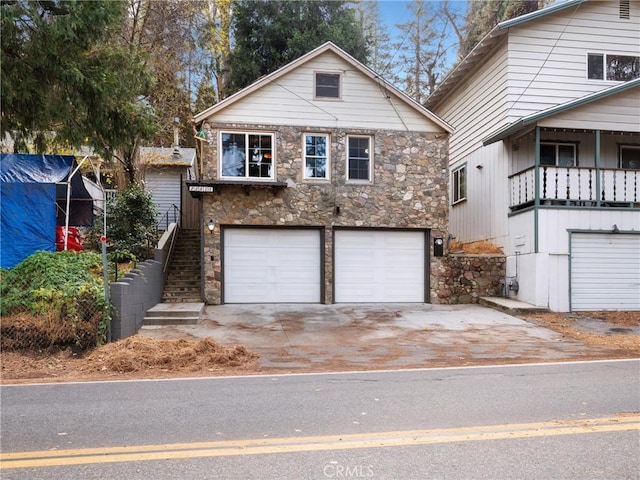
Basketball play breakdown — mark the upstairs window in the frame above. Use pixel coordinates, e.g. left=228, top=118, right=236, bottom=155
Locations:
left=620, top=145, right=640, bottom=169
left=221, top=132, right=274, bottom=179
left=452, top=165, right=466, bottom=205
left=315, top=72, right=341, bottom=99
left=347, top=136, right=372, bottom=182
left=587, top=53, right=639, bottom=81
left=303, top=134, right=329, bottom=180
left=540, top=143, right=577, bottom=167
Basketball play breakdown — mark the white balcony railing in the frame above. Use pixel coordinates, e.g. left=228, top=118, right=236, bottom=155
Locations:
left=509, top=166, right=640, bottom=209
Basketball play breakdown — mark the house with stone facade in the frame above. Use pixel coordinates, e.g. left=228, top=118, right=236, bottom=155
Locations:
left=190, top=42, right=455, bottom=305
left=425, top=0, right=640, bottom=312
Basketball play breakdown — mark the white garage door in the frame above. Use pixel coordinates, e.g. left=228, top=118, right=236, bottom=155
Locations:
left=335, top=230, right=425, bottom=303
left=571, top=233, right=640, bottom=311
left=224, top=229, right=321, bottom=303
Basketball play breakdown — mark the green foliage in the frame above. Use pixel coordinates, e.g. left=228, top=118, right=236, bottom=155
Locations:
left=226, top=0, right=368, bottom=95
left=0, top=251, right=109, bottom=347
left=1, top=0, right=158, bottom=160
left=105, top=183, right=158, bottom=261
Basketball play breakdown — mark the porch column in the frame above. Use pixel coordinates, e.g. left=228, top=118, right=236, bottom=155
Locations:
left=534, top=126, right=540, bottom=253
left=595, top=130, right=601, bottom=207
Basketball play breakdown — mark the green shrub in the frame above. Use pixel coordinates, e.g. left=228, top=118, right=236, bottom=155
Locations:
left=0, top=250, right=109, bottom=349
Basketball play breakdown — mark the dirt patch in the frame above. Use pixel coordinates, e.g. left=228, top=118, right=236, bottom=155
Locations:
left=521, top=311, right=640, bottom=352
left=1, top=311, right=638, bottom=384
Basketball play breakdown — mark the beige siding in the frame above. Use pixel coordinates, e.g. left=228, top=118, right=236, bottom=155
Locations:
left=436, top=42, right=511, bottom=161
left=506, top=1, right=640, bottom=119
left=209, top=53, right=442, bottom=133
left=538, top=87, right=640, bottom=131
left=449, top=142, right=511, bottom=247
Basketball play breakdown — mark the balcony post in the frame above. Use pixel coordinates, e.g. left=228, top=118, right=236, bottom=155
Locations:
left=595, top=130, right=601, bottom=206
left=534, top=126, right=540, bottom=253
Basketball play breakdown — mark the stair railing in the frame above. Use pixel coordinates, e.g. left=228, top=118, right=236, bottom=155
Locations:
left=156, top=204, right=181, bottom=233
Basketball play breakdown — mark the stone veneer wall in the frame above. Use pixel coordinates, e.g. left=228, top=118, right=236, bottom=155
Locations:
left=199, top=122, right=450, bottom=304
left=432, top=254, right=506, bottom=304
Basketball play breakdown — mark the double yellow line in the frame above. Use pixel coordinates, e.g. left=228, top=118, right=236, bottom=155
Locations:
left=2, top=414, right=639, bottom=469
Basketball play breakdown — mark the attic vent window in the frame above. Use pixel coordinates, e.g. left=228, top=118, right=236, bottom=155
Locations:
left=620, top=0, right=630, bottom=19
left=315, top=72, right=341, bottom=99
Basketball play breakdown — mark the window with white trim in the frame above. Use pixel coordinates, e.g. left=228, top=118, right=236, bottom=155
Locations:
left=452, top=165, right=466, bottom=204
left=540, top=142, right=577, bottom=167
left=303, top=134, right=329, bottom=179
left=347, top=135, right=372, bottom=182
left=315, top=72, right=341, bottom=99
left=220, top=132, right=274, bottom=179
left=587, top=53, right=639, bottom=81
left=620, top=145, right=640, bottom=169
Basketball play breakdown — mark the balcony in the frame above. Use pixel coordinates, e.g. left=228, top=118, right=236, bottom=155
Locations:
left=509, top=166, right=640, bottom=211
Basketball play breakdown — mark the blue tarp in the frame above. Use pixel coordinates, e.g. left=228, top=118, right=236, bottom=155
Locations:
left=0, top=154, right=93, bottom=269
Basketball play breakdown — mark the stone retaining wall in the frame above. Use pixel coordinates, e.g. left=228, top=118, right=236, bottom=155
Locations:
left=432, top=254, right=506, bottom=304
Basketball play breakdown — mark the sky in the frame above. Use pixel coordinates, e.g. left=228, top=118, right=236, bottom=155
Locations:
left=375, top=1, right=470, bottom=81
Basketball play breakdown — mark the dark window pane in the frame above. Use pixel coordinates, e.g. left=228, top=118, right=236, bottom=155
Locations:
left=305, top=135, right=328, bottom=178
left=540, top=144, right=556, bottom=166
left=621, top=146, right=640, bottom=169
left=348, top=137, right=370, bottom=180
left=607, top=55, right=640, bottom=81
left=248, top=134, right=272, bottom=178
left=221, top=133, right=246, bottom=177
left=316, top=73, right=340, bottom=98
left=588, top=53, right=604, bottom=80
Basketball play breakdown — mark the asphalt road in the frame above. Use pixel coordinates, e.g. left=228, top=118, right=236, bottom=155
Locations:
left=1, top=359, right=639, bottom=479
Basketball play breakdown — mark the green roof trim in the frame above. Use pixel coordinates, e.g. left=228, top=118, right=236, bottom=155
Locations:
left=482, top=78, right=640, bottom=145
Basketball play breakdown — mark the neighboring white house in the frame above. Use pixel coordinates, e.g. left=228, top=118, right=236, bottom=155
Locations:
left=426, top=0, right=640, bottom=312
left=140, top=146, right=197, bottom=230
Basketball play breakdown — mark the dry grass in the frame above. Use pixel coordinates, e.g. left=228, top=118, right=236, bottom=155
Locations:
left=81, top=336, right=259, bottom=373
left=449, top=240, right=504, bottom=254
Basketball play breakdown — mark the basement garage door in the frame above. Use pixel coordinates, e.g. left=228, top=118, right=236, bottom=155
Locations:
left=334, top=230, right=426, bottom=303
left=224, top=228, right=321, bottom=303
left=571, top=233, right=640, bottom=311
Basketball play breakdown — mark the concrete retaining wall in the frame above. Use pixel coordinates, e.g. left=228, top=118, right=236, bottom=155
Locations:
left=109, top=223, right=176, bottom=340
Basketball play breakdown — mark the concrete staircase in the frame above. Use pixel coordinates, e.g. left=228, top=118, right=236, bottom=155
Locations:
left=143, top=302, right=204, bottom=326
left=144, top=228, right=204, bottom=326
left=162, top=229, right=202, bottom=303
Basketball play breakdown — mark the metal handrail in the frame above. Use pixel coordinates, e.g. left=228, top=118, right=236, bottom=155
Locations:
left=156, top=204, right=181, bottom=232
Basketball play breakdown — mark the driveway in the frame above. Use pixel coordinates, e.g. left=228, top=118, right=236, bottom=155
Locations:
left=139, top=303, right=637, bottom=373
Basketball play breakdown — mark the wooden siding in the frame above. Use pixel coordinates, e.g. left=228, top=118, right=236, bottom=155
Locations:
left=537, top=87, right=640, bottom=131
left=208, top=52, right=444, bottom=133
left=449, top=142, right=511, bottom=247
left=435, top=42, right=511, bottom=161
left=506, top=1, right=640, bottom=119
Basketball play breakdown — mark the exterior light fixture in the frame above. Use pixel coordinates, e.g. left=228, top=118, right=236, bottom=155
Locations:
left=207, top=219, right=215, bottom=234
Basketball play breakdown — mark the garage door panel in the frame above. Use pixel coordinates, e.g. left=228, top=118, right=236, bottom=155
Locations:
left=224, top=229, right=320, bottom=303
left=335, top=230, right=425, bottom=303
left=571, top=233, right=640, bottom=311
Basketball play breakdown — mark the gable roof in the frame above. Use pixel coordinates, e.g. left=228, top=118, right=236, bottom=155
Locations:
left=194, top=42, right=452, bottom=133
left=425, top=0, right=588, bottom=109
left=482, top=78, right=640, bottom=145
left=140, top=147, right=196, bottom=168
